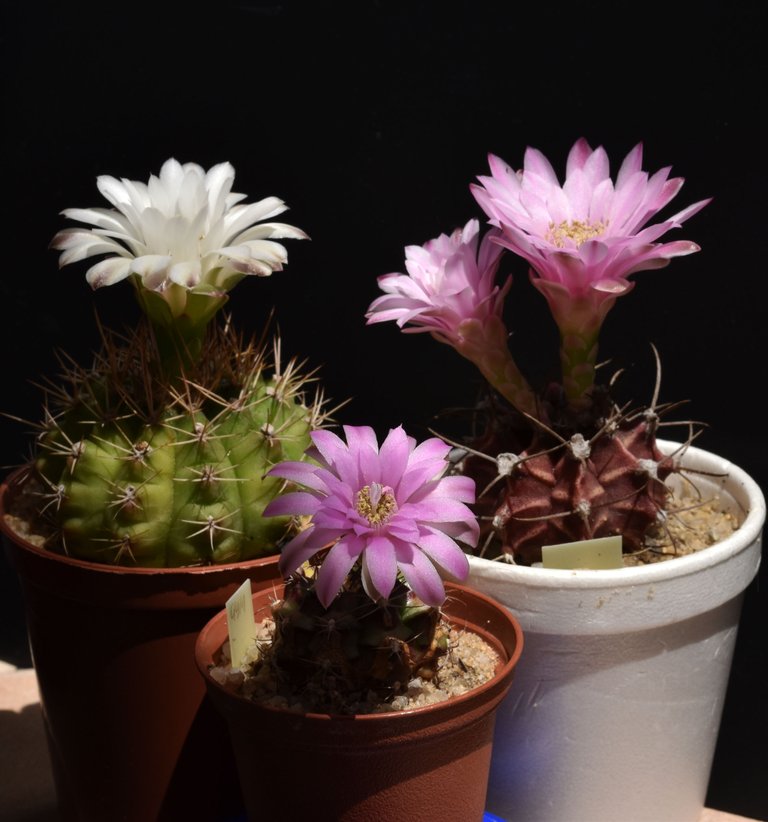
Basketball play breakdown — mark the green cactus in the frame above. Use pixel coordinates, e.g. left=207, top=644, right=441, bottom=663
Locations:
left=3, top=158, right=331, bottom=567
left=31, top=321, right=328, bottom=566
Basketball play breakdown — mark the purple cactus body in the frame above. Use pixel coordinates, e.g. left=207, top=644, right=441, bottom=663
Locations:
left=485, top=421, right=675, bottom=565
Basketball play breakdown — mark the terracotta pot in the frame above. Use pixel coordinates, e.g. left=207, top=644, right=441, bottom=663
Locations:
left=465, top=441, right=766, bottom=822
left=195, top=581, right=524, bottom=822
left=0, top=468, right=283, bottom=822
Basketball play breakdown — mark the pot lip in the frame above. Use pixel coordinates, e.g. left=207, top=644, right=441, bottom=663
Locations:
left=195, top=581, right=524, bottom=723
left=0, top=465, right=280, bottom=576
left=468, top=439, right=766, bottom=590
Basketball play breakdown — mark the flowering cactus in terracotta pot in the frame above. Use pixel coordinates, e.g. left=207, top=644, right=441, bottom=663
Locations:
left=260, top=424, right=480, bottom=708
left=0, top=158, right=334, bottom=822
left=195, top=424, right=524, bottom=821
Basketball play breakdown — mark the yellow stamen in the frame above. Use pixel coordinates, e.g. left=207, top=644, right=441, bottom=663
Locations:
left=356, top=483, right=397, bottom=526
left=546, top=219, right=608, bottom=248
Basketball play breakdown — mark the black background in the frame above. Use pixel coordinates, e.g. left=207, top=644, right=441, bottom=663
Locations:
left=1, top=2, right=766, bottom=818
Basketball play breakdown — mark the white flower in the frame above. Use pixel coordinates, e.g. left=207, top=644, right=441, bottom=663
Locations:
left=51, top=158, right=307, bottom=314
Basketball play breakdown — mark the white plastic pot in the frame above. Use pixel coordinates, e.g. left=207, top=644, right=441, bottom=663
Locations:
left=467, top=440, right=765, bottom=822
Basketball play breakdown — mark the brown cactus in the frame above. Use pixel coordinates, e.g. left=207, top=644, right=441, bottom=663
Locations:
left=452, top=357, right=700, bottom=565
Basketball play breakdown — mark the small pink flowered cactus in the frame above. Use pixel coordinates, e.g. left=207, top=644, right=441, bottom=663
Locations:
left=262, top=425, right=478, bottom=709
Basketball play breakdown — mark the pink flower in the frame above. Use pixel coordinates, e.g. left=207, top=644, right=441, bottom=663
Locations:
left=471, top=139, right=711, bottom=329
left=365, top=219, right=508, bottom=347
left=366, top=219, right=539, bottom=417
left=263, top=425, right=477, bottom=608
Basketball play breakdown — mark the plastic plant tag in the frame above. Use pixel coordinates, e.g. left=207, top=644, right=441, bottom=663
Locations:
left=542, top=535, right=623, bottom=570
left=225, top=578, right=257, bottom=668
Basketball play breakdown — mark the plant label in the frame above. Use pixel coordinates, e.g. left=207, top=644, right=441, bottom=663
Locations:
left=542, top=535, right=623, bottom=570
left=225, top=578, right=257, bottom=668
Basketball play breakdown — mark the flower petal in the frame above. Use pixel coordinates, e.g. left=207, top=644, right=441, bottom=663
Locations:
left=408, top=475, right=476, bottom=507
left=397, top=442, right=451, bottom=501
left=230, top=222, right=309, bottom=243
left=267, top=460, right=325, bottom=492
left=168, top=259, right=202, bottom=289
left=378, top=426, right=411, bottom=489
left=60, top=206, right=135, bottom=235
left=52, top=230, right=131, bottom=267
left=361, top=534, right=398, bottom=601
left=279, top=526, right=341, bottom=579
left=315, top=536, right=365, bottom=608
left=223, top=198, right=289, bottom=240
left=342, top=425, right=379, bottom=454
left=402, top=497, right=478, bottom=524
left=418, top=526, right=470, bottom=581
left=262, top=491, right=320, bottom=518
left=395, top=543, right=446, bottom=607
left=311, top=429, right=361, bottom=485
left=129, top=255, right=173, bottom=290
left=85, top=257, right=132, bottom=288
left=565, top=137, right=593, bottom=176
left=437, top=518, right=481, bottom=547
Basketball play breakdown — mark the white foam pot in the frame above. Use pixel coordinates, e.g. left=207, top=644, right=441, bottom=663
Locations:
left=467, top=440, right=765, bottom=822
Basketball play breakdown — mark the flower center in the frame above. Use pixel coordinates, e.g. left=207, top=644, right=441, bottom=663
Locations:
left=546, top=219, right=608, bottom=248
left=356, top=482, right=397, bottom=526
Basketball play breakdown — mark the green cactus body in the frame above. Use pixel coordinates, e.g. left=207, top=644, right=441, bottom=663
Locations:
left=33, top=323, right=325, bottom=566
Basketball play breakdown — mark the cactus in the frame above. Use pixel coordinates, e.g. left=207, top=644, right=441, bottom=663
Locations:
left=30, top=321, right=327, bottom=566
left=458, top=374, right=686, bottom=565
left=367, top=140, right=711, bottom=565
left=233, top=424, right=480, bottom=713
left=10, top=158, right=331, bottom=567
left=256, top=566, right=449, bottom=713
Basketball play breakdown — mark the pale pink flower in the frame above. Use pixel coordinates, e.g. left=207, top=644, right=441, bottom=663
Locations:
left=471, top=138, right=711, bottom=331
left=366, top=221, right=540, bottom=417
left=263, top=425, right=477, bottom=608
left=365, top=219, right=508, bottom=347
